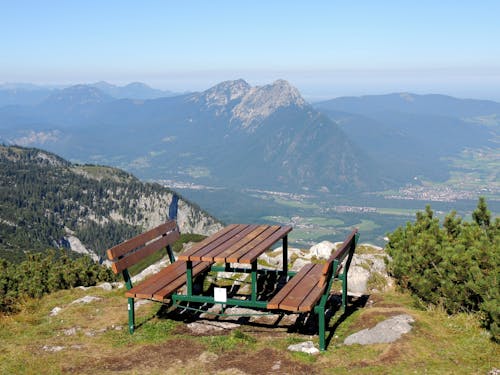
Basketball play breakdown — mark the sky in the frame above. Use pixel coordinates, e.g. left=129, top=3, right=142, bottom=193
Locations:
left=1, top=1, right=500, bottom=101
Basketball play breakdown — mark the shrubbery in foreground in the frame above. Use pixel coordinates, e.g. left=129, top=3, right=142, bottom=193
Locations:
left=0, top=250, right=116, bottom=313
left=386, top=197, right=499, bottom=341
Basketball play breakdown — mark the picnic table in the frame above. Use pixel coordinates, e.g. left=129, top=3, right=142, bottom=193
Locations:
left=107, top=196, right=359, bottom=351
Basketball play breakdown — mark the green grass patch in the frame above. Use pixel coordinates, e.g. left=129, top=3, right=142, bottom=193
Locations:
left=354, top=219, right=381, bottom=232
left=202, top=329, right=256, bottom=353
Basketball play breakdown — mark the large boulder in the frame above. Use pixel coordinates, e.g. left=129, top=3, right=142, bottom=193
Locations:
left=309, top=241, right=337, bottom=259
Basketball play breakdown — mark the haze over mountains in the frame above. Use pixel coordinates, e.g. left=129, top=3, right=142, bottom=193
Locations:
left=0, top=79, right=498, bottom=195
left=0, top=81, right=177, bottom=107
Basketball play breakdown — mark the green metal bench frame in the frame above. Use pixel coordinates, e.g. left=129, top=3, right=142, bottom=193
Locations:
left=267, top=228, right=359, bottom=350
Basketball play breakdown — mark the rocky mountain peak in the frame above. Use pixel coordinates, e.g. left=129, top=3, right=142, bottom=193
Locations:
left=231, top=79, right=308, bottom=130
left=192, top=79, right=251, bottom=110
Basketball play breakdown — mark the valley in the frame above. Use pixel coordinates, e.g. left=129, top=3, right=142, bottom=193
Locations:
left=1, top=80, right=499, bottom=252
left=163, top=179, right=499, bottom=248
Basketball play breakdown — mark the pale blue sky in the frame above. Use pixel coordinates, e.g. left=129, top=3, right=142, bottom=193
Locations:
left=1, top=1, right=499, bottom=100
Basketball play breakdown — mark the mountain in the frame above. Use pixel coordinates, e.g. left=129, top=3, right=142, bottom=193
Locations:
left=315, top=92, right=500, bottom=118
left=0, top=145, right=222, bottom=262
left=0, top=83, right=54, bottom=107
left=0, top=82, right=177, bottom=108
left=89, top=81, right=177, bottom=99
left=0, top=79, right=378, bottom=193
left=3, top=82, right=497, bottom=194
left=315, top=93, right=500, bottom=183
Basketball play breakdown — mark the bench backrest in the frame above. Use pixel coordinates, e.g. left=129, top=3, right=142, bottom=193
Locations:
left=319, top=228, right=358, bottom=288
left=107, top=220, right=180, bottom=274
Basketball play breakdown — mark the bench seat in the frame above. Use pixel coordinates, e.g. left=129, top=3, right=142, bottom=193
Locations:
left=268, top=263, right=324, bottom=312
left=125, top=260, right=213, bottom=301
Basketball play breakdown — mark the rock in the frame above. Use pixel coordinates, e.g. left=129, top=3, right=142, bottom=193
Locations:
left=271, top=360, right=281, bottom=371
left=186, top=321, right=240, bottom=334
left=97, top=282, right=113, bottom=291
left=198, top=351, right=219, bottom=363
left=135, top=299, right=152, bottom=309
left=42, top=345, right=65, bottom=352
left=62, top=327, right=78, bottom=336
left=344, top=314, right=415, bottom=345
left=287, top=341, right=320, bottom=355
left=309, top=241, right=336, bottom=260
left=290, top=257, right=309, bottom=272
left=132, top=258, right=170, bottom=284
left=85, top=328, right=107, bottom=337
left=70, top=295, right=102, bottom=305
left=352, top=254, right=387, bottom=274
left=347, top=265, right=370, bottom=296
left=50, top=307, right=63, bottom=316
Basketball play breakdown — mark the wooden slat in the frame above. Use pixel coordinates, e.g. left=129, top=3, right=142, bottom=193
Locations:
left=152, top=261, right=212, bottom=300
left=267, top=263, right=315, bottom=310
left=211, top=225, right=269, bottom=263
left=107, top=220, right=177, bottom=261
left=200, top=224, right=260, bottom=262
left=125, top=260, right=212, bottom=300
left=297, top=270, right=327, bottom=311
left=237, top=225, right=292, bottom=264
left=177, top=224, right=241, bottom=261
left=184, top=224, right=249, bottom=261
left=225, top=226, right=280, bottom=263
left=125, top=260, right=186, bottom=298
left=278, top=264, right=324, bottom=311
left=112, top=230, right=180, bottom=274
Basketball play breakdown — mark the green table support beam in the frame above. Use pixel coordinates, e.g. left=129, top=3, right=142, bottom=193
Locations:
left=172, top=293, right=269, bottom=309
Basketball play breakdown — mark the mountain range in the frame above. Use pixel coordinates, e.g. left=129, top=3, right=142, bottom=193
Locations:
left=0, top=80, right=498, bottom=194
left=0, top=81, right=177, bottom=107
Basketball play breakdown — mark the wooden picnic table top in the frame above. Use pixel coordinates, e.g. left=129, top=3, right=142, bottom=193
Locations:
left=178, top=224, right=292, bottom=264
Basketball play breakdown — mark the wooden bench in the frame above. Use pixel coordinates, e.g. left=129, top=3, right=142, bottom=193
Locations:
left=106, top=195, right=213, bottom=333
left=267, top=228, right=359, bottom=350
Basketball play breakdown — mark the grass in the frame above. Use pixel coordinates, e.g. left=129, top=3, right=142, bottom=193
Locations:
left=354, top=219, right=381, bottom=232
left=1, top=284, right=498, bottom=374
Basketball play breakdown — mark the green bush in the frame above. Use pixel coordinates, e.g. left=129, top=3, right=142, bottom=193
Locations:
left=0, top=250, right=116, bottom=313
left=386, top=198, right=499, bottom=341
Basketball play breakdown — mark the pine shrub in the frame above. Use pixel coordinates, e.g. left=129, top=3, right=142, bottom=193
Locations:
left=386, top=198, right=499, bottom=341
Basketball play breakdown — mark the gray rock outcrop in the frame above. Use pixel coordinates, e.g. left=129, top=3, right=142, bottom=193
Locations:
left=344, top=314, right=415, bottom=345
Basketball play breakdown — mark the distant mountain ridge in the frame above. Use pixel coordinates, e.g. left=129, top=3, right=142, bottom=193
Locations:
left=0, top=81, right=178, bottom=107
left=314, top=93, right=499, bottom=184
left=0, top=79, right=378, bottom=192
left=315, top=92, right=500, bottom=118
left=1, top=80, right=498, bottom=193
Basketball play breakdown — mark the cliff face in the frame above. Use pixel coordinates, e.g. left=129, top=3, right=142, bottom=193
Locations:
left=106, top=190, right=223, bottom=236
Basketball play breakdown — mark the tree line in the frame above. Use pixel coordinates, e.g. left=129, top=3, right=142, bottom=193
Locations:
left=0, top=146, right=174, bottom=261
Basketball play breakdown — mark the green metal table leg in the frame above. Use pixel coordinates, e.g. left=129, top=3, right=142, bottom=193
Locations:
left=186, top=260, right=193, bottom=296
left=251, top=261, right=257, bottom=301
left=282, top=235, right=288, bottom=280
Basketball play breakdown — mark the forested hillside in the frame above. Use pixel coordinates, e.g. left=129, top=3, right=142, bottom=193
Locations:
left=0, top=145, right=222, bottom=262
